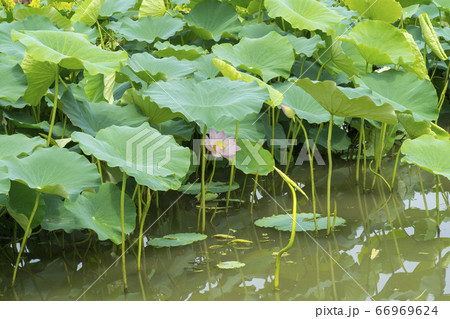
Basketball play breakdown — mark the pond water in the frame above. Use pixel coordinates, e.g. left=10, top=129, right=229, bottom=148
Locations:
left=1, top=158, right=450, bottom=301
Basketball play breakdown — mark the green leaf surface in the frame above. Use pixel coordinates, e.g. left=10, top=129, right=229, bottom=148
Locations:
left=12, top=30, right=128, bottom=76
left=2, top=147, right=101, bottom=199
left=178, top=181, right=239, bottom=195
left=296, top=78, right=398, bottom=124
left=108, top=15, right=184, bottom=44
left=255, top=213, right=346, bottom=231
left=100, top=0, right=137, bottom=17
left=148, top=233, right=207, bottom=247
left=0, top=54, right=28, bottom=103
left=345, top=0, right=402, bottom=23
left=139, top=0, right=166, bottom=18
left=14, top=6, right=73, bottom=30
left=212, top=31, right=294, bottom=82
left=63, top=183, right=136, bottom=244
left=0, top=133, right=45, bottom=159
left=61, top=89, right=148, bottom=136
left=154, top=41, right=207, bottom=60
left=235, top=140, right=275, bottom=175
left=71, top=0, right=105, bottom=26
left=72, top=123, right=191, bottom=190
left=401, top=135, right=450, bottom=180
left=264, top=0, right=343, bottom=33
left=185, top=0, right=241, bottom=41
left=285, top=34, right=325, bottom=57
left=144, top=77, right=269, bottom=127
left=354, top=70, right=438, bottom=122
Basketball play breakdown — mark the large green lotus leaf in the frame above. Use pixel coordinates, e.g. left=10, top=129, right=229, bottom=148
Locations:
left=273, top=82, right=330, bottom=124
left=354, top=70, right=438, bottom=122
left=212, top=31, right=294, bottom=82
left=193, top=54, right=220, bottom=80
left=120, top=88, right=184, bottom=124
left=217, top=261, right=245, bottom=269
left=100, top=0, right=137, bottom=17
left=144, top=77, right=269, bottom=127
left=238, top=23, right=283, bottom=39
left=2, top=147, right=101, bottom=199
left=0, top=133, right=45, bottom=160
left=82, top=71, right=116, bottom=103
left=157, top=118, right=195, bottom=142
left=7, top=182, right=46, bottom=234
left=20, top=53, right=59, bottom=106
left=401, top=30, right=428, bottom=80
left=148, top=233, right=207, bottom=247
left=285, top=34, right=325, bottom=57
left=72, top=123, right=191, bottom=190
left=184, top=0, right=241, bottom=41
left=108, top=15, right=184, bottom=44
left=264, top=0, right=343, bottom=33
left=71, top=0, right=105, bottom=26
left=139, top=0, right=166, bottom=18
left=73, top=21, right=100, bottom=43
left=61, top=89, right=148, bottom=136
left=345, top=0, right=402, bottom=23
left=209, top=113, right=266, bottom=142
left=0, top=165, right=10, bottom=200
left=255, top=213, right=346, bottom=232
left=401, top=135, right=450, bottom=180
left=63, top=183, right=136, bottom=244
left=178, top=181, right=239, bottom=195
left=213, top=59, right=282, bottom=107
left=341, top=20, right=415, bottom=66
left=127, top=52, right=196, bottom=83
left=0, top=54, right=27, bottom=103
left=41, top=194, right=78, bottom=233
left=235, top=140, right=274, bottom=175
left=296, top=78, right=398, bottom=124
left=11, top=30, right=128, bottom=76
left=154, top=41, right=207, bottom=60
left=433, top=0, right=450, bottom=11
left=14, top=6, right=73, bottom=30
left=397, top=113, right=449, bottom=139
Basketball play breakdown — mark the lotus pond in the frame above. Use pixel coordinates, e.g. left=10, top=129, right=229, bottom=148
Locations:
left=0, top=0, right=450, bottom=301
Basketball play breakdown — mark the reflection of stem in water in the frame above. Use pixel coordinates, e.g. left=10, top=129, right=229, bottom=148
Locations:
left=201, top=125, right=207, bottom=233
left=356, top=118, right=364, bottom=184
left=239, top=174, right=247, bottom=207
left=201, top=241, right=214, bottom=301
left=436, top=175, right=440, bottom=234
left=138, top=188, right=151, bottom=272
left=120, top=172, right=128, bottom=293
left=326, top=114, right=334, bottom=235
left=327, top=240, right=338, bottom=300
left=249, top=172, right=259, bottom=218
left=138, top=270, right=147, bottom=301
left=315, top=244, right=321, bottom=300
left=417, top=167, right=430, bottom=217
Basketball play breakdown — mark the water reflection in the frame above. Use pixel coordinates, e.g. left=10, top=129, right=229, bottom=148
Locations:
left=0, top=160, right=449, bottom=301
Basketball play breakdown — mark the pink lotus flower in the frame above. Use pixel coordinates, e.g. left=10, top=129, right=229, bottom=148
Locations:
left=204, top=129, right=241, bottom=159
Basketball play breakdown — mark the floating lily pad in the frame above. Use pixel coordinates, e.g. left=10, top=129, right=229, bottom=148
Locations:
left=178, top=181, right=239, bottom=195
left=255, top=213, right=346, bottom=232
left=401, top=135, right=450, bottom=180
left=148, top=233, right=207, bottom=247
left=217, top=261, right=245, bottom=269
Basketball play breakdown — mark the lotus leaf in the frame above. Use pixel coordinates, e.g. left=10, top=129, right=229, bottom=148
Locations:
left=285, top=34, right=325, bottom=57
left=0, top=54, right=28, bottom=103
left=264, top=0, right=343, bottom=33
left=154, top=42, right=207, bottom=60
left=100, top=0, right=137, bottom=17
left=72, top=123, right=191, bottom=190
left=217, top=261, right=245, bottom=269
left=0, top=133, right=45, bottom=159
left=345, top=0, right=402, bottom=23
left=401, top=135, right=450, bottom=180
left=63, top=183, right=136, bottom=244
left=139, top=0, right=166, bottom=18
left=213, top=31, right=294, bottom=82
left=255, top=213, right=346, bottom=231
left=235, top=140, right=275, bottom=175
left=296, top=78, right=398, bottom=124
left=71, top=0, right=105, bottom=26
left=178, top=181, right=239, bottom=195
left=354, top=70, right=438, bottom=122
left=148, top=233, right=207, bottom=247
left=185, top=0, right=241, bottom=41
left=108, top=16, right=184, bottom=44
left=2, top=147, right=101, bottom=199
left=144, top=77, right=269, bottom=127
left=14, top=6, right=73, bottom=30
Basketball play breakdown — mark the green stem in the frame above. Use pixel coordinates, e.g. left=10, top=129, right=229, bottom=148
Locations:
left=299, top=57, right=306, bottom=78
left=120, top=172, right=128, bottom=292
left=417, top=167, right=430, bottom=217
left=47, top=67, right=59, bottom=147
left=225, top=120, right=239, bottom=213
left=12, top=192, right=40, bottom=287
left=437, top=61, right=450, bottom=123
left=250, top=172, right=259, bottom=218
left=436, top=175, right=440, bottom=233
left=316, top=58, right=331, bottom=81
left=326, top=115, right=334, bottom=235
left=271, top=107, right=275, bottom=157
left=391, top=146, right=402, bottom=189
left=206, top=158, right=216, bottom=193
left=371, top=123, right=387, bottom=189
left=274, top=181, right=297, bottom=290
left=137, top=188, right=151, bottom=272
left=97, top=21, right=104, bottom=49
left=201, top=125, right=207, bottom=233
left=356, top=118, right=364, bottom=184
left=284, top=120, right=301, bottom=174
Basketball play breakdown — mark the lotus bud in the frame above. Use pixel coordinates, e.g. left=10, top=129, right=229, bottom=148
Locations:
left=280, top=104, right=296, bottom=119
left=419, top=13, right=448, bottom=61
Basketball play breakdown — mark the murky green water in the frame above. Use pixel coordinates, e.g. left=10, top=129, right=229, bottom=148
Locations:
left=1, top=159, right=450, bottom=301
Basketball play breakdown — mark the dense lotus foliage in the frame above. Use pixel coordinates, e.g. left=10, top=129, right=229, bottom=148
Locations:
left=0, top=0, right=449, bottom=292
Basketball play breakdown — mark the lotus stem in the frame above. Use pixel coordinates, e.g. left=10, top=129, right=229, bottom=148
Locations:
left=225, top=120, right=239, bottom=213
left=274, top=177, right=297, bottom=290
left=436, top=175, right=440, bottom=234
left=120, top=172, right=128, bottom=293
left=250, top=172, right=259, bottom=218
left=437, top=61, right=450, bottom=124
left=417, top=167, right=430, bottom=217
left=12, top=192, right=40, bottom=287
left=239, top=174, right=248, bottom=207
left=271, top=107, right=275, bottom=157
left=205, top=158, right=216, bottom=193
left=282, top=120, right=301, bottom=191
left=97, top=21, right=104, bottom=49
left=371, top=122, right=387, bottom=189
left=362, top=123, right=367, bottom=190
left=326, top=114, right=333, bottom=235
left=316, top=57, right=332, bottom=81
left=47, top=67, right=59, bottom=147
left=299, top=121, right=318, bottom=233
left=137, top=188, right=151, bottom=272
left=201, top=125, right=207, bottom=233
left=356, top=118, right=364, bottom=184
